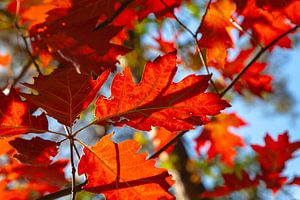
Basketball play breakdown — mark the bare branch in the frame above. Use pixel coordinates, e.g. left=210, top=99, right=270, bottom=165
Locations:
left=149, top=130, right=188, bottom=159
left=37, top=181, right=87, bottom=200
left=65, top=126, right=77, bottom=200
left=220, top=25, right=300, bottom=97
left=15, top=23, right=41, bottom=74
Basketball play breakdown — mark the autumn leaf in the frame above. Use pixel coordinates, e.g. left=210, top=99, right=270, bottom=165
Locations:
left=251, top=131, right=300, bottom=192
left=78, top=133, right=175, bottom=200
left=13, top=160, right=68, bottom=188
left=0, top=90, right=48, bottom=138
left=197, top=0, right=235, bottom=68
left=195, top=113, right=246, bottom=166
left=201, top=171, right=259, bottom=198
left=7, top=0, right=70, bottom=28
left=22, top=67, right=109, bottom=126
left=235, top=0, right=293, bottom=48
left=95, top=52, right=230, bottom=131
left=0, top=180, right=58, bottom=200
left=27, top=0, right=182, bottom=75
left=9, top=137, right=58, bottom=166
left=28, top=1, right=128, bottom=74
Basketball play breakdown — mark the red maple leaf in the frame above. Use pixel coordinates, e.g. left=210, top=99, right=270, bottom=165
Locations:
left=9, top=137, right=58, bottom=166
left=95, top=52, right=229, bottom=131
left=234, top=0, right=293, bottom=48
left=78, top=133, right=175, bottom=200
left=13, top=160, right=68, bottom=188
left=22, top=67, right=109, bottom=126
left=251, top=131, right=300, bottom=192
left=195, top=113, right=246, bottom=166
left=201, top=171, right=259, bottom=198
left=0, top=90, right=48, bottom=138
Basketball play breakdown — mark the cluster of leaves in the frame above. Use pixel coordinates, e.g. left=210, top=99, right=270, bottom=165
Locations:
left=0, top=0, right=300, bottom=199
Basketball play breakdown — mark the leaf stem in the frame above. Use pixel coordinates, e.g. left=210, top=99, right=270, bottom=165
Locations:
left=220, top=25, right=300, bottom=97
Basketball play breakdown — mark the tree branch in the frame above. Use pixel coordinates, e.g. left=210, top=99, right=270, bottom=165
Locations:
left=149, top=130, right=188, bottom=159
left=15, top=23, right=41, bottom=74
left=11, top=59, right=33, bottom=88
left=93, top=0, right=134, bottom=31
left=65, top=126, right=77, bottom=200
left=160, top=0, right=219, bottom=94
left=196, top=0, right=212, bottom=33
left=37, top=181, right=87, bottom=200
left=220, top=25, right=300, bottom=97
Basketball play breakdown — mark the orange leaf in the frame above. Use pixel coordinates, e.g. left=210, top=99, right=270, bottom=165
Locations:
left=0, top=54, right=11, bottom=67
left=22, top=67, right=109, bottom=126
left=78, top=133, right=175, bottom=200
left=95, top=52, right=229, bottom=131
left=198, top=0, right=235, bottom=68
left=0, top=137, right=15, bottom=155
left=195, top=113, right=246, bottom=166
left=0, top=90, right=48, bottom=138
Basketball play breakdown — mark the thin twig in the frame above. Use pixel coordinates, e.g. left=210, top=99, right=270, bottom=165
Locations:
left=65, top=125, right=77, bottom=200
left=149, top=130, right=188, bottom=159
left=37, top=181, right=87, bottom=200
left=72, top=119, right=97, bottom=137
left=47, top=129, right=68, bottom=137
left=229, top=17, right=263, bottom=49
left=15, top=23, right=41, bottom=74
left=160, top=0, right=219, bottom=94
left=73, top=142, right=81, bottom=160
left=196, top=0, right=212, bottom=33
left=11, top=59, right=33, bottom=87
left=93, top=0, right=134, bottom=31
left=220, top=25, right=300, bottom=97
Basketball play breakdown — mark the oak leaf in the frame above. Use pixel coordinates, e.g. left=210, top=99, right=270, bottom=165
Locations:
left=22, top=67, right=109, bottom=126
left=95, top=52, right=229, bottom=131
left=78, top=133, right=175, bottom=200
